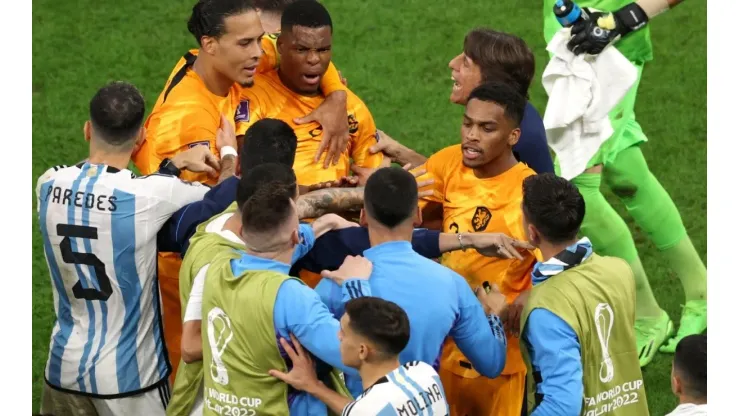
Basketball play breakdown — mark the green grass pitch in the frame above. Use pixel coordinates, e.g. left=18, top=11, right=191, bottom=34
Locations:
left=32, top=0, right=706, bottom=413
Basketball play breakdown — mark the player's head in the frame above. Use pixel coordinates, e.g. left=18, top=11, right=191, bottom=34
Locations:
left=240, top=174, right=300, bottom=252
left=460, top=82, right=525, bottom=170
left=360, top=167, right=421, bottom=232
left=521, top=173, right=585, bottom=247
left=277, top=0, right=333, bottom=95
left=339, top=297, right=410, bottom=368
left=84, top=81, right=146, bottom=155
left=188, top=0, right=263, bottom=87
left=237, top=162, right=298, bottom=213
left=240, top=118, right=298, bottom=174
left=671, top=334, right=707, bottom=403
left=449, top=28, right=535, bottom=105
left=254, top=0, right=298, bottom=33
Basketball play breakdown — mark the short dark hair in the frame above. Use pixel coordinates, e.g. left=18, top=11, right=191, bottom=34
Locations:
left=89, top=82, right=146, bottom=147
left=255, top=0, right=298, bottom=12
left=345, top=297, right=410, bottom=358
left=240, top=118, right=298, bottom=174
left=364, top=167, right=418, bottom=229
left=467, top=82, right=526, bottom=127
left=674, top=334, right=707, bottom=399
left=463, top=28, right=535, bottom=99
left=188, top=0, right=257, bottom=46
left=241, top=179, right=295, bottom=234
left=237, top=162, right=297, bottom=211
left=281, top=0, right=332, bottom=33
left=522, top=173, right=585, bottom=243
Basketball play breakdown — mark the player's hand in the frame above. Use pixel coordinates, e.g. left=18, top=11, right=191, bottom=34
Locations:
left=567, top=4, right=647, bottom=55
left=216, top=114, right=238, bottom=153
left=305, top=176, right=360, bottom=192
left=475, top=282, right=508, bottom=318
left=296, top=91, right=349, bottom=168
left=350, top=163, right=434, bottom=198
left=171, top=146, right=220, bottom=177
left=268, top=334, right=321, bottom=393
left=463, top=233, right=534, bottom=260
left=321, top=255, right=373, bottom=285
left=338, top=70, right=348, bottom=87
left=369, top=130, right=402, bottom=162
left=505, top=289, right=531, bottom=337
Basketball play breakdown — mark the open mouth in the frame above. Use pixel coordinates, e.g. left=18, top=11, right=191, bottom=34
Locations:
left=302, top=73, right=321, bottom=85
left=451, top=75, right=462, bottom=92
left=243, top=65, right=257, bottom=76
left=462, top=145, right=482, bottom=160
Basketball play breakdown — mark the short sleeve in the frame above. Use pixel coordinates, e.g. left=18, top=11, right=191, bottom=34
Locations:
left=349, top=102, right=384, bottom=169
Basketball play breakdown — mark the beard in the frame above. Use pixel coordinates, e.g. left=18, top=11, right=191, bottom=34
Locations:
left=239, top=80, right=255, bottom=88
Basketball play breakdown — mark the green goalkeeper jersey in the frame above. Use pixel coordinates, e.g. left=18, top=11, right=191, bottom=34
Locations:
left=543, top=0, right=654, bottom=62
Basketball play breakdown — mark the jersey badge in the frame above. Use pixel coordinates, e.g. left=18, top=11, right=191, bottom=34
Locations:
left=472, top=206, right=492, bottom=232
left=188, top=141, right=210, bottom=149
left=347, top=113, right=359, bottom=134
left=235, top=100, right=250, bottom=123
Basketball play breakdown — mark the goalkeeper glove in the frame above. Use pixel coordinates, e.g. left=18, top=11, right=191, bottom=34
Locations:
left=567, top=2, right=649, bottom=55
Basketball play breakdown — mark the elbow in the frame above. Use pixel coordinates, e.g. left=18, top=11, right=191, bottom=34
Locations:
left=181, top=338, right=202, bottom=364
left=478, top=357, right=505, bottom=379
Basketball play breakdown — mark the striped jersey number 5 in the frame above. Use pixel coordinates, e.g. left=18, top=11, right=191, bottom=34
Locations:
left=57, top=224, right=113, bottom=301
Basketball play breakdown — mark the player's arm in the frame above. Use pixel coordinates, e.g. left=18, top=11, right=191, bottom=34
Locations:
left=567, top=0, right=685, bottom=55
left=369, top=130, right=428, bottom=168
left=157, top=176, right=239, bottom=254
left=437, top=232, right=535, bottom=260
left=295, top=187, right=364, bottom=219
left=524, top=309, right=584, bottom=415
left=449, top=276, right=508, bottom=378
left=181, top=264, right=209, bottom=363
left=416, top=150, right=450, bottom=228
left=348, top=105, right=386, bottom=172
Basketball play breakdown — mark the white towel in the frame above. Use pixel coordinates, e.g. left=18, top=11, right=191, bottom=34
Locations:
left=542, top=29, right=638, bottom=180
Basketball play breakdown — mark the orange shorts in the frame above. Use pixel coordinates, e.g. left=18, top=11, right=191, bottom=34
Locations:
left=439, top=368, right=526, bottom=416
left=159, top=253, right=183, bottom=384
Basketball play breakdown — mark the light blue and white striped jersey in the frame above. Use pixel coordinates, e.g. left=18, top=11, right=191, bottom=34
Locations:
left=35, top=162, right=209, bottom=397
left=341, top=361, right=449, bottom=416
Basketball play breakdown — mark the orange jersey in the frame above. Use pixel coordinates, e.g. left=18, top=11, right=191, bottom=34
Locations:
left=419, top=144, right=536, bottom=377
left=236, top=69, right=383, bottom=186
left=132, top=35, right=346, bottom=185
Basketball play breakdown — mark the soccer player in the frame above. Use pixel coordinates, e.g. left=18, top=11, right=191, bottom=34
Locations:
left=415, top=82, right=538, bottom=416
left=315, top=167, right=512, bottom=398
left=35, top=82, right=219, bottom=415
left=368, top=28, right=554, bottom=174
left=517, top=173, right=648, bottom=415
left=134, top=0, right=353, bottom=376
left=254, top=0, right=296, bottom=33
left=170, top=163, right=357, bottom=416
left=667, top=335, right=707, bottom=416
left=546, top=0, right=705, bottom=362
left=270, top=298, right=451, bottom=415
left=199, top=184, right=373, bottom=415
left=235, top=0, right=385, bottom=186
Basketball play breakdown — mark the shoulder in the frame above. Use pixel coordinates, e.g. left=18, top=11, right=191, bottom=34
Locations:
left=426, top=144, right=462, bottom=175
left=129, top=173, right=208, bottom=194
left=37, top=164, right=73, bottom=184
left=343, top=385, right=395, bottom=415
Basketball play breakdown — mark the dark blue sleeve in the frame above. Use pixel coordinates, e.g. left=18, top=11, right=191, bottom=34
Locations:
left=292, top=228, right=442, bottom=274
left=513, top=102, right=555, bottom=174
left=156, top=176, right=239, bottom=255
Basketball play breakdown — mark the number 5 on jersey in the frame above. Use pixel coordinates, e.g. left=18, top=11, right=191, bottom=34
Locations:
left=58, top=224, right=113, bottom=301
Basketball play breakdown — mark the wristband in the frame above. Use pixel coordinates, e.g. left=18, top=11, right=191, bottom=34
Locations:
left=220, top=146, right=238, bottom=159
left=613, top=2, right=650, bottom=33
left=158, top=158, right=181, bottom=177
left=457, top=233, right=467, bottom=252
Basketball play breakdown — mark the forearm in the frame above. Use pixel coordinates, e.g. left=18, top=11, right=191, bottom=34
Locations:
left=296, top=188, right=364, bottom=219
left=218, top=155, right=237, bottom=184
left=181, top=321, right=203, bottom=364
left=391, top=143, right=427, bottom=168
left=311, top=215, right=341, bottom=239
left=305, top=381, right=353, bottom=415
left=636, top=0, right=682, bottom=18
left=454, top=312, right=507, bottom=378
left=438, top=233, right=469, bottom=254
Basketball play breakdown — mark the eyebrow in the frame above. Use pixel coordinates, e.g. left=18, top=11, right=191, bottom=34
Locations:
left=463, top=113, right=497, bottom=124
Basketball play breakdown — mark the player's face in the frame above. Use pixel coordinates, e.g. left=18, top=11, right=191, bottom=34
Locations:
left=338, top=314, right=362, bottom=368
left=449, top=53, right=483, bottom=105
left=212, top=11, right=264, bottom=87
left=277, top=25, right=332, bottom=95
left=460, top=99, right=520, bottom=170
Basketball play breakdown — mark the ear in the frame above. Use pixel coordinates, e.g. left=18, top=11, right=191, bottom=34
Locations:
left=290, top=228, right=300, bottom=247
left=83, top=121, right=92, bottom=143
left=508, top=127, right=521, bottom=147
left=359, top=209, right=368, bottom=227
left=413, top=206, right=423, bottom=227
left=358, top=343, right=369, bottom=361
left=276, top=33, right=284, bottom=54
left=527, top=223, right=540, bottom=246
left=202, top=36, right=217, bottom=56
left=132, top=127, right=146, bottom=154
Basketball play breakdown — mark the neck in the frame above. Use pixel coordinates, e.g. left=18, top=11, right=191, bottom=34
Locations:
left=538, top=238, right=579, bottom=262
left=224, top=213, right=243, bottom=237
left=193, top=54, right=233, bottom=97
left=87, top=147, right=131, bottom=170
left=367, top=222, right=413, bottom=247
left=679, top=395, right=706, bottom=406
left=359, top=358, right=400, bottom=391
left=473, top=151, right=518, bottom=179
left=243, top=246, right=293, bottom=265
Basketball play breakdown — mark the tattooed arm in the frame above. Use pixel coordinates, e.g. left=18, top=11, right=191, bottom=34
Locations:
left=296, top=187, right=364, bottom=219
left=218, top=155, right=237, bottom=184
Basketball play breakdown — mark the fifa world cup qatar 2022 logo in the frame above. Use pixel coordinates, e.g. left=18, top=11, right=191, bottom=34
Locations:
left=595, top=303, right=615, bottom=383
left=208, top=307, right=234, bottom=385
